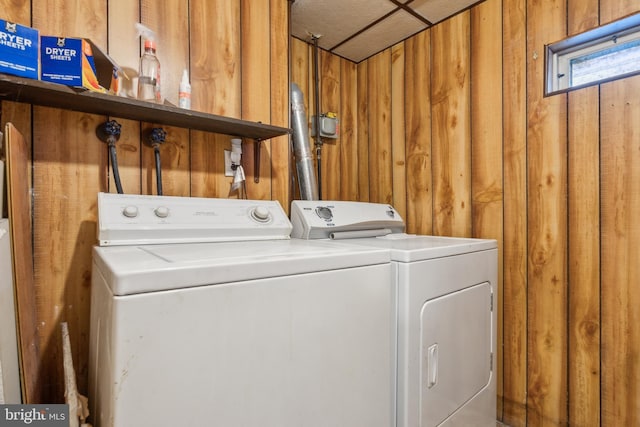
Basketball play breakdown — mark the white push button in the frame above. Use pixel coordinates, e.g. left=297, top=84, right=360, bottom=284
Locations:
left=123, top=205, right=139, bottom=218
left=155, top=206, right=170, bottom=218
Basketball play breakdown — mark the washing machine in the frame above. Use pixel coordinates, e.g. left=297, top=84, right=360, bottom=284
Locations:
left=291, top=200, right=498, bottom=427
left=88, top=193, right=395, bottom=427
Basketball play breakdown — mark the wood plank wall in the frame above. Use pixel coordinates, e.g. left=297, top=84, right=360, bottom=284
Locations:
left=1, top=0, right=289, bottom=404
left=293, top=0, right=640, bottom=425
left=2, top=0, right=639, bottom=423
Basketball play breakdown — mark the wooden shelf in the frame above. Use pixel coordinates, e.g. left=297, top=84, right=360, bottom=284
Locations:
left=0, top=73, right=290, bottom=140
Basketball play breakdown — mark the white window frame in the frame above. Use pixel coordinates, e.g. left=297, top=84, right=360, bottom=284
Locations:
left=545, top=13, right=640, bottom=96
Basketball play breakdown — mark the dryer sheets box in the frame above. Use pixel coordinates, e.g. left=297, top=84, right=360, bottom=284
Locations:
left=40, top=36, right=119, bottom=93
left=0, top=19, right=39, bottom=79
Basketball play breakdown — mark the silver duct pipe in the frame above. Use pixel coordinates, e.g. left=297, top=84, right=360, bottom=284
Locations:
left=290, top=82, right=319, bottom=200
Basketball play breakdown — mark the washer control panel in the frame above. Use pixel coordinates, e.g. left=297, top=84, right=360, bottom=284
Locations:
left=290, top=200, right=405, bottom=239
left=97, top=192, right=292, bottom=246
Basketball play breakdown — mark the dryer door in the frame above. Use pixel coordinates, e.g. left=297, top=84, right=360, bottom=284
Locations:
left=420, top=281, right=492, bottom=426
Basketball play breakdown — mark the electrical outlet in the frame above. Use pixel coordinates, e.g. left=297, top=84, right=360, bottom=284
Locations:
left=224, top=150, right=234, bottom=176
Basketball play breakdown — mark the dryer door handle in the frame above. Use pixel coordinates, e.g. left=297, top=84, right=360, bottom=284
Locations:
left=427, top=343, right=438, bottom=388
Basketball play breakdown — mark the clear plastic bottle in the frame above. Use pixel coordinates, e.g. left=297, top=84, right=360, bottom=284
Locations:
left=138, top=39, right=161, bottom=103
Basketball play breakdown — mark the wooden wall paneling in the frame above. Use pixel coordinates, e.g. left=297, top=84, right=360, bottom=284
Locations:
left=107, top=0, right=141, bottom=195
left=189, top=130, right=227, bottom=198
left=141, top=0, right=190, bottom=197
left=390, top=43, right=407, bottom=220
left=566, top=1, right=601, bottom=425
left=470, top=0, right=504, bottom=420
left=189, top=0, right=241, bottom=198
left=319, top=50, right=341, bottom=200
left=339, top=58, right=358, bottom=201
left=141, top=124, right=190, bottom=196
left=404, top=31, right=432, bottom=235
left=501, top=0, right=527, bottom=423
left=567, top=0, right=599, bottom=32
left=32, top=117, right=106, bottom=402
left=268, top=0, right=290, bottom=211
left=600, top=4, right=640, bottom=426
left=290, top=39, right=310, bottom=106
left=357, top=61, right=370, bottom=202
left=366, top=50, right=392, bottom=204
left=525, top=0, right=568, bottom=423
left=241, top=0, right=272, bottom=200
left=470, top=0, right=504, bottom=240
left=0, top=0, right=32, bottom=142
left=430, top=13, right=472, bottom=237
left=31, top=0, right=108, bottom=403
left=289, top=38, right=310, bottom=200
left=190, top=0, right=241, bottom=119
left=600, top=75, right=640, bottom=427
left=0, top=102, right=31, bottom=157
left=306, top=40, right=317, bottom=198
left=567, top=87, right=600, bottom=427
left=600, top=0, right=639, bottom=25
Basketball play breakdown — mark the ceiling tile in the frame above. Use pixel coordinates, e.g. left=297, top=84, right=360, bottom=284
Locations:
left=291, top=0, right=397, bottom=50
left=290, top=0, right=485, bottom=63
left=409, top=0, right=479, bottom=23
left=331, top=10, right=427, bottom=62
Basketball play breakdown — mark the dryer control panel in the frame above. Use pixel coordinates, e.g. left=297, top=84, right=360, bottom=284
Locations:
left=97, top=192, right=292, bottom=246
left=290, top=200, right=405, bottom=239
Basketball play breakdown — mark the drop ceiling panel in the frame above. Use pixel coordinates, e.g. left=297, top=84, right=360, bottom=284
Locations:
left=410, top=0, right=480, bottom=23
left=291, top=0, right=485, bottom=63
left=290, top=0, right=396, bottom=51
left=332, top=10, right=428, bottom=63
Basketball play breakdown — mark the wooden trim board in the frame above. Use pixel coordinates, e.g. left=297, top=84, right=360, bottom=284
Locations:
left=4, top=122, right=41, bottom=403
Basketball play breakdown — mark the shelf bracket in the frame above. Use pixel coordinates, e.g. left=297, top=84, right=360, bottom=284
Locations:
left=254, top=139, right=262, bottom=183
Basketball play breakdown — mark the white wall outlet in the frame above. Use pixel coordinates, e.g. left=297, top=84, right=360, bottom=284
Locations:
left=224, top=150, right=234, bottom=177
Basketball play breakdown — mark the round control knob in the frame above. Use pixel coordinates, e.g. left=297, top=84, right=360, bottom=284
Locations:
left=316, top=206, right=333, bottom=221
left=154, top=206, right=170, bottom=218
left=122, top=205, right=139, bottom=218
left=251, top=206, right=271, bottom=222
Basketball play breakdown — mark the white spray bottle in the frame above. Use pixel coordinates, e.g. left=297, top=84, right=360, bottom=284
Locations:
left=179, top=69, right=191, bottom=109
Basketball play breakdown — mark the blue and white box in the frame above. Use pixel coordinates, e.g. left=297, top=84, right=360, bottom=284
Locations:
left=0, top=19, right=39, bottom=79
left=40, top=36, right=119, bottom=92
left=40, top=36, right=85, bottom=86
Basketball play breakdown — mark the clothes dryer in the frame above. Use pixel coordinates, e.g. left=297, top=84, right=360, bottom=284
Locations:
left=291, top=200, right=498, bottom=427
left=89, top=193, right=395, bottom=427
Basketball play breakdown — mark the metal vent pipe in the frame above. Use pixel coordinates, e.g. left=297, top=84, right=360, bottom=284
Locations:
left=290, top=82, right=319, bottom=200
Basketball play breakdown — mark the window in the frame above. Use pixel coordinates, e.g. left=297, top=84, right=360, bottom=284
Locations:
left=545, top=13, right=640, bottom=96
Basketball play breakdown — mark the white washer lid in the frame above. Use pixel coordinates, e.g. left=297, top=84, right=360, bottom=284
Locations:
left=338, top=234, right=497, bottom=262
left=93, top=239, right=390, bottom=295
